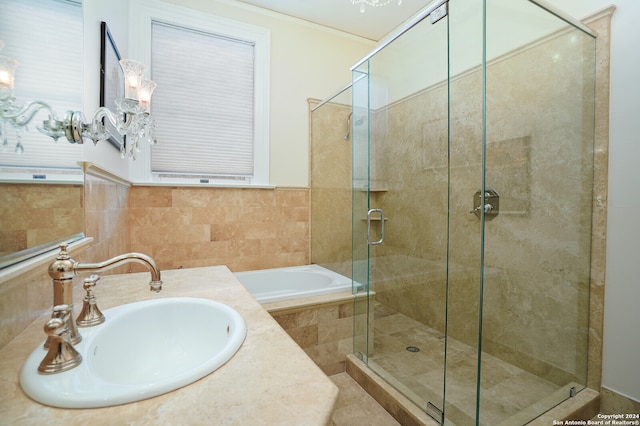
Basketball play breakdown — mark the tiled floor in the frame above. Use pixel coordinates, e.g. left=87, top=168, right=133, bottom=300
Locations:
left=330, top=372, right=400, bottom=426
left=340, top=302, right=563, bottom=425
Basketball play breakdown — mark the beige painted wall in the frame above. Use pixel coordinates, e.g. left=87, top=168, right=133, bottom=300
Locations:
left=83, top=0, right=375, bottom=187
left=82, top=0, right=131, bottom=178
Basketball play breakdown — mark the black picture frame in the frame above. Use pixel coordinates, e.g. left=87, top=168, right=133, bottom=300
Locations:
left=99, top=21, right=125, bottom=150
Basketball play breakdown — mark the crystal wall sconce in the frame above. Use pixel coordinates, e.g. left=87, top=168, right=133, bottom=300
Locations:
left=1, top=42, right=157, bottom=160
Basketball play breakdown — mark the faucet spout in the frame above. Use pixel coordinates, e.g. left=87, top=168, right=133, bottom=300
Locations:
left=74, top=252, right=163, bottom=292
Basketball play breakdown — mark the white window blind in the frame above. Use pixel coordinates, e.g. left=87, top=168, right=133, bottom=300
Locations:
left=0, top=0, right=83, bottom=170
left=150, top=22, right=255, bottom=178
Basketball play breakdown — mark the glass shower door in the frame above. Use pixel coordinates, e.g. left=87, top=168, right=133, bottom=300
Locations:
left=444, top=0, right=486, bottom=422
left=476, top=1, right=596, bottom=424
left=446, top=1, right=597, bottom=424
left=352, top=2, right=451, bottom=421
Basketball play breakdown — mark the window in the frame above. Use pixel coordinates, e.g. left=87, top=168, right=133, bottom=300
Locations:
left=0, top=0, right=83, bottom=172
left=129, top=0, right=270, bottom=185
left=151, top=23, right=255, bottom=179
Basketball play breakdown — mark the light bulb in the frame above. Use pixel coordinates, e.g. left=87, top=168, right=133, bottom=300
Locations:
left=139, top=79, right=157, bottom=113
left=0, top=55, right=19, bottom=99
left=119, top=59, right=147, bottom=100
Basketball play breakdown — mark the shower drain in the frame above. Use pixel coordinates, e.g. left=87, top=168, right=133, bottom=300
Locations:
left=406, top=346, right=420, bottom=353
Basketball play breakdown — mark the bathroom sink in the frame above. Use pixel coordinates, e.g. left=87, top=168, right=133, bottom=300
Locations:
left=20, top=297, right=246, bottom=408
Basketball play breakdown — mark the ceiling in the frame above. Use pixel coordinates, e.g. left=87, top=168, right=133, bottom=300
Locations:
left=234, top=0, right=433, bottom=41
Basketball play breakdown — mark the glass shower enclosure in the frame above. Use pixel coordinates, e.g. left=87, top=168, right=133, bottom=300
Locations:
left=352, top=0, right=596, bottom=424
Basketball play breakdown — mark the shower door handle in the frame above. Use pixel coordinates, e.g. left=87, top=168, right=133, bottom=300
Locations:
left=367, top=208, right=385, bottom=245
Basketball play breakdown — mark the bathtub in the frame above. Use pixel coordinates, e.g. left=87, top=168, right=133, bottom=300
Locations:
left=234, top=264, right=353, bottom=303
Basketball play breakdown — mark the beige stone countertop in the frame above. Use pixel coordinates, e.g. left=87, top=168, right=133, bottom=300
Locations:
left=0, top=266, right=338, bottom=425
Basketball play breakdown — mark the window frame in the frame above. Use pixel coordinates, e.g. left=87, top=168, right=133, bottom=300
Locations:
left=128, top=0, right=270, bottom=186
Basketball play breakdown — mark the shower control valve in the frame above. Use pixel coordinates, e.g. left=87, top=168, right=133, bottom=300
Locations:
left=470, top=188, right=499, bottom=220
left=471, top=204, right=493, bottom=214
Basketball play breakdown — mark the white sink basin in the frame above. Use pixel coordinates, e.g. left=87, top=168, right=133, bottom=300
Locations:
left=20, top=297, right=246, bottom=408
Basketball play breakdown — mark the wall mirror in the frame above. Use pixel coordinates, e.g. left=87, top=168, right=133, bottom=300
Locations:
left=0, top=0, right=85, bottom=269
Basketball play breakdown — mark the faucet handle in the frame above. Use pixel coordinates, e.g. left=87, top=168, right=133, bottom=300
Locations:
left=38, top=305, right=82, bottom=374
left=44, top=304, right=76, bottom=349
left=57, top=243, right=71, bottom=260
left=76, top=275, right=105, bottom=327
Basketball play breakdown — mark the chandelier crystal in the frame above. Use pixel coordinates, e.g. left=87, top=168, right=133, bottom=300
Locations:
left=350, top=0, right=402, bottom=14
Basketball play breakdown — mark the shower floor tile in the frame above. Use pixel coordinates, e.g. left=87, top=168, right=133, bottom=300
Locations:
left=368, top=302, right=562, bottom=425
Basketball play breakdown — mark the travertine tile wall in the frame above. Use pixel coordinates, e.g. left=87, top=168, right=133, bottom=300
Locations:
left=0, top=183, right=83, bottom=256
left=309, top=100, right=352, bottom=276
left=269, top=299, right=355, bottom=375
left=77, top=168, right=130, bottom=268
left=0, top=167, right=130, bottom=349
left=128, top=186, right=310, bottom=272
left=583, top=9, right=612, bottom=393
left=0, top=174, right=310, bottom=348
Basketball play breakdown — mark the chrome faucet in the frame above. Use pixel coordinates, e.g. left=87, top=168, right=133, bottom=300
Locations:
left=47, top=243, right=163, bottom=345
